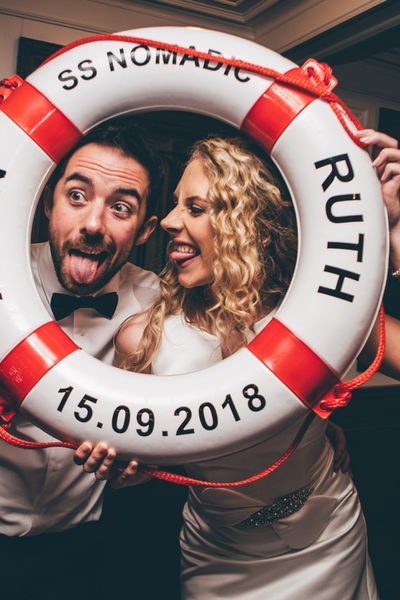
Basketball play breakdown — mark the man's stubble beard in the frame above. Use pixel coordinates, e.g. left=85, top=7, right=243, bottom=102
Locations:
left=48, top=231, right=134, bottom=296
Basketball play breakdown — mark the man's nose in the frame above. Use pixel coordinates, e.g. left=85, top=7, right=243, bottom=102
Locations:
left=80, top=202, right=106, bottom=236
left=161, top=205, right=183, bottom=232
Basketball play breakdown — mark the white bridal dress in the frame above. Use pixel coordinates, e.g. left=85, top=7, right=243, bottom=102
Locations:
left=151, top=314, right=379, bottom=600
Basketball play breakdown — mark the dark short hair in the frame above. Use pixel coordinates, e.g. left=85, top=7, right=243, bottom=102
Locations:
left=48, top=116, right=163, bottom=218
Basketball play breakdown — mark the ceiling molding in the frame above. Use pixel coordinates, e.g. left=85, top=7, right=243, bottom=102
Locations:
left=0, top=0, right=392, bottom=53
left=251, top=0, right=384, bottom=51
left=133, top=0, right=281, bottom=24
left=0, top=0, right=252, bottom=38
left=284, top=0, right=400, bottom=63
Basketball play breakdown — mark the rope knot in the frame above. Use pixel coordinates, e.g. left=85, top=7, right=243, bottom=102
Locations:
left=0, top=75, right=23, bottom=105
left=334, top=387, right=352, bottom=405
left=0, top=390, right=16, bottom=423
left=320, top=386, right=352, bottom=411
left=302, top=58, right=338, bottom=95
left=0, top=78, right=18, bottom=89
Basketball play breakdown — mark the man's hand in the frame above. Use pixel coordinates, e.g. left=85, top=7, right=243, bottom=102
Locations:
left=74, top=441, right=117, bottom=480
left=74, top=441, right=153, bottom=488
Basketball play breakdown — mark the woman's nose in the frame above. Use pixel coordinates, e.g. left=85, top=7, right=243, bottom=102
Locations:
left=161, top=205, right=183, bottom=232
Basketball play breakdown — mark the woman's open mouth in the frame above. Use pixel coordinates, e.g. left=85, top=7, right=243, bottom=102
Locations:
left=169, top=243, right=200, bottom=268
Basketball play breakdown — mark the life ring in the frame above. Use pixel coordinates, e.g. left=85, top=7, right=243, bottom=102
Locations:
left=0, top=27, right=387, bottom=463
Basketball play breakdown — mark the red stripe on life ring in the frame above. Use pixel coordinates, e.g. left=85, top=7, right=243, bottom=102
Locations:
left=0, top=81, right=82, bottom=162
left=241, top=68, right=316, bottom=152
left=0, top=322, right=79, bottom=406
left=247, top=318, right=338, bottom=418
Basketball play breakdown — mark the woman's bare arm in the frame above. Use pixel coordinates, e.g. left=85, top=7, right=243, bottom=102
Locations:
left=356, top=130, right=400, bottom=377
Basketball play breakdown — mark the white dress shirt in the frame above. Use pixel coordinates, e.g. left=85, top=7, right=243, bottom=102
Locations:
left=0, top=242, right=159, bottom=536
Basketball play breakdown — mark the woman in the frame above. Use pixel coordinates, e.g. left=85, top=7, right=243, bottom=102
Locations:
left=79, top=134, right=378, bottom=599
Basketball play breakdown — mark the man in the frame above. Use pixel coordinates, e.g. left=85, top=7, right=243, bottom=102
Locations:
left=0, top=117, right=162, bottom=598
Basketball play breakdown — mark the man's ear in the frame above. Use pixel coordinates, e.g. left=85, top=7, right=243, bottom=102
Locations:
left=135, top=216, right=158, bottom=246
left=43, top=186, right=53, bottom=219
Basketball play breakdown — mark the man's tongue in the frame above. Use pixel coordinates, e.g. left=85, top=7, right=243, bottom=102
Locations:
left=70, top=253, right=100, bottom=284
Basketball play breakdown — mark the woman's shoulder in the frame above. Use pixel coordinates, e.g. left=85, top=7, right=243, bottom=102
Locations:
left=114, top=310, right=151, bottom=362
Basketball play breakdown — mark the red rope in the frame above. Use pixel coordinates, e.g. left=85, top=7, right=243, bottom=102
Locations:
left=38, top=33, right=366, bottom=147
left=144, top=304, right=385, bottom=487
left=0, top=410, right=314, bottom=489
left=0, top=76, right=20, bottom=104
left=0, top=78, right=19, bottom=89
left=0, top=422, right=76, bottom=450
left=321, top=304, right=386, bottom=411
left=140, top=303, right=385, bottom=486
left=140, top=412, right=316, bottom=487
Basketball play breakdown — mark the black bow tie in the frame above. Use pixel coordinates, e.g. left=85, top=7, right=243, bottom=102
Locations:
left=50, top=292, right=118, bottom=321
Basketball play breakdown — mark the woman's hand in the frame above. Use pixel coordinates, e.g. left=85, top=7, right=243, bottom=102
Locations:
left=356, top=129, right=400, bottom=268
left=357, top=129, right=400, bottom=221
left=326, top=421, right=351, bottom=475
left=109, top=461, right=154, bottom=489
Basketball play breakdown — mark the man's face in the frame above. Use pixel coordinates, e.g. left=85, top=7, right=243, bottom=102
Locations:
left=45, top=143, right=157, bottom=295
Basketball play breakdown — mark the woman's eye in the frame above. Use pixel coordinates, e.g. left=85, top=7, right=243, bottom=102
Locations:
left=189, top=204, right=204, bottom=216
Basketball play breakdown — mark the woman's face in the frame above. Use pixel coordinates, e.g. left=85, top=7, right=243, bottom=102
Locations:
left=161, top=158, right=215, bottom=288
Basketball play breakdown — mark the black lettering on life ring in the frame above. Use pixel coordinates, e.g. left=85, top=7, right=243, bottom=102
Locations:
left=130, top=45, right=151, bottom=66
left=203, top=49, right=223, bottom=71
left=179, top=46, right=200, bottom=67
left=155, top=47, right=178, bottom=65
left=318, top=265, right=360, bottom=302
left=0, top=169, right=6, bottom=178
left=58, top=60, right=97, bottom=90
left=78, top=60, right=97, bottom=81
left=107, top=49, right=127, bottom=71
left=315, top=154, right=354, bottom=191
left=326, top=193, right=363, bottom=224
left=327, top=233, right=365, bottom=263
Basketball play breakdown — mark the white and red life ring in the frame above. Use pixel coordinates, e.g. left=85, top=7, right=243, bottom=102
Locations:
left=0, top=27, right=387, bottom=463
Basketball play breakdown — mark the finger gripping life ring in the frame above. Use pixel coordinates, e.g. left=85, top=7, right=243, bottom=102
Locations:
left=0, top=27, right=387, bottom=463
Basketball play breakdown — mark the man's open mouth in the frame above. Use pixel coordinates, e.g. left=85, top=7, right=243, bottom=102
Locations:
left=68, top=249, right=108, bottom=284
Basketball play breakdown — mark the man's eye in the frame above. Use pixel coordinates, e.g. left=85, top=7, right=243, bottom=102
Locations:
left=113, top=202, right=131, bottom=216
left=69, top=190, right=85, bottom=202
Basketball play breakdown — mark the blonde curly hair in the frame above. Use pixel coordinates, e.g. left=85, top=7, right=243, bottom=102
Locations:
left=121, top=136, right=297, bottom=372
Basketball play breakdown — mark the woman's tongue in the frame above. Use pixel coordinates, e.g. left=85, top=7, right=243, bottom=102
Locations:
left=170, top=247, right=198, bottom=265
left=70, top=253, right=101, bottom=284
